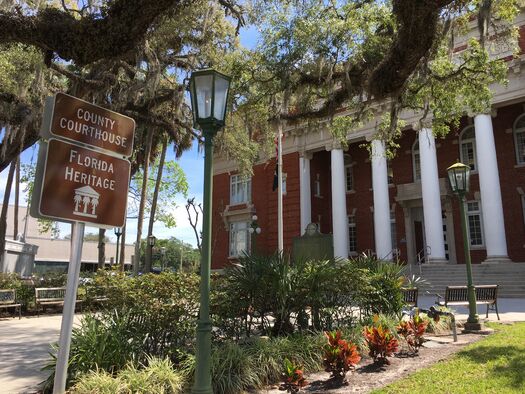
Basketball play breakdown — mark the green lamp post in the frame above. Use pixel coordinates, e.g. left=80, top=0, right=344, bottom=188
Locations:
left=447, top=162, right=482, bottom=331
left=189, top=68, right=231, bottom=394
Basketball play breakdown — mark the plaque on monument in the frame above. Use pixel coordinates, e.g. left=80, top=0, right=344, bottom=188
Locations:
left=292, top=223, right=334, bottom=262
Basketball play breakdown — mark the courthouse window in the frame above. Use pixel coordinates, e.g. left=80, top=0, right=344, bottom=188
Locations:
left=345, top=154, right=354, bottom=192
left=466, top=201, right=484, bottom=247
left=230, top=175, right=251, bottom=205
left=229, top=221, right=250, bottom=257
left=514, top=114, right=525, bottom=165
left=412, top=139, right=421, bottom=182
left=348, top=215, right=357, bottom=254
left=460, top=126, right=477, bottom=172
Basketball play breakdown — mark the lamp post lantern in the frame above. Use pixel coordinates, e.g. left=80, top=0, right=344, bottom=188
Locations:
left=447, top=162, right=482, bottom=330
left=249, top=214, right=261, bottom=253
left=189, top=68, right=231, bottom=394
left=146, top=235, right=156, bottom=272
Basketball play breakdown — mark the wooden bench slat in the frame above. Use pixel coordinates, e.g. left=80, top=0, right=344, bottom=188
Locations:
left=437, top=285, right=499, bottom=320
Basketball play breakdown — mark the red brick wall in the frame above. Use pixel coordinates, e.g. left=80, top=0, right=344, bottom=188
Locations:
left=211, top=152, right=301, bottom=269
left=212, top=102, right=525, bottom=268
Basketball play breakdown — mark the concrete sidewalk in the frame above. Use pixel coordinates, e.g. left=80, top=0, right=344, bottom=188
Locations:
left=417, top=296, right=525, bottom=322
left=0, top=314, right=81, bottom=394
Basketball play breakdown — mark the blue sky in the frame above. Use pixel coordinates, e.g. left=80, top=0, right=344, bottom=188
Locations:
left=0, top=24, right=260, bottom=248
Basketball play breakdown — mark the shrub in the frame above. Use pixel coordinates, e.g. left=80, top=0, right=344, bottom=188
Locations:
left=323, top=330, right=361, bottom=384
left=0, top=273, right=34, bottom=310
left=212, top=253, right=405, bottom=337
left=44, top=271, right=200, bottom=390
left=179, top=334, right=325, bottom=393
left=281, top=358, right=307, bottom=393
left=352, top=255, right=405, bottom=317
left=397, top=311, right=428, bottom=354
left=70, top=357, right=184, bottom=394
left=364, top=316, right=399, bottom=365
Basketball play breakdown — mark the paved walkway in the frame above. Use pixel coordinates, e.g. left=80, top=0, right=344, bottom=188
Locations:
left=0, top=299, right=524, bottom=394
left=0, top=314, right=81, bottom=394
left=417, top=296, right=525, bottom=322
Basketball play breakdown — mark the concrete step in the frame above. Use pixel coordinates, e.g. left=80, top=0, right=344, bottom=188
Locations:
left=404, top=263, right=525, bottom=298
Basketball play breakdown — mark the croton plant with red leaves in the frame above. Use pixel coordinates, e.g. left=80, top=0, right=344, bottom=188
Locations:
left=363, top=320, right=399, bottom=365
left=397, top=311, right=428, bottom=354
left=323, top=330, right=361, bottom=383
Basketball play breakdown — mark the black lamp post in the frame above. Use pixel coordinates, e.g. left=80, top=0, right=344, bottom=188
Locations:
left=114, top=227, right=122, bottom=266
left=189, top=68, right=231, bottom=394
left=447, top=162, right=482, bottom=331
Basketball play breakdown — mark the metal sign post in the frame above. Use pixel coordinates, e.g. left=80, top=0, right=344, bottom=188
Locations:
left=53, top=221, right=85, bottom=394
left=30, top=93, right=136, bottom=394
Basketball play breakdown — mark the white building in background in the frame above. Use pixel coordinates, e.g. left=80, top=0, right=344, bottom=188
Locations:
left=1, top=204, right=133, bottom=273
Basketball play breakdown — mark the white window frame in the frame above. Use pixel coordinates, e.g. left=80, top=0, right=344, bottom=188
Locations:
left=521, top=194, right=525, bottom=231
left=282, top=173, right=287, bottom=195
left=348, top=215, right=357, bottom=255
left=466, top=200, right=484, bottom=248
left=514, top=114, right=525, bottom=165
left=412, top=138, right=421, bottom=182
left=228, top=221, right=250, bottom=258
left=230, top=174, right=251, bottom=205
left=390, top=211, right=397, bottom=249
left=459, top=125, right=478, bottom=172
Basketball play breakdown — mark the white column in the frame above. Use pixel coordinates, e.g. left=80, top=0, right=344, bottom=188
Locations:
left=371, top=139, right=392, bottom=260
left=419, top=127, right=447, bottom=263
left=299, top=152, right=312, bottom=234
left=474, top=113, right=510, bottom=262
left=330, top=145, right=349, bottom=258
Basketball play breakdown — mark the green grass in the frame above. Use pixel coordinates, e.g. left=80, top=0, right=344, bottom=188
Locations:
left=372, top=322, right=525, bottom=394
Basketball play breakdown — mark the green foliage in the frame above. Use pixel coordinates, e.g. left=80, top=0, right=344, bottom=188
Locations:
left=179, top=334, right=324, bottom=393
left=130, top=159, right=188, bottom=229
left=397, top=311, right=428, bottom=354
left=19, top=162, right=59, bottom=237
left=323, top=330, right=361, bottom=384
left=364, top=316, right=400, bottom=365
left=70, top=357, right=184, bottom=394
left=44, top=271, right=199, bottom=389
left=212, top=253, right=406, bottom=338
left=281, top=358, right=307, bottom=393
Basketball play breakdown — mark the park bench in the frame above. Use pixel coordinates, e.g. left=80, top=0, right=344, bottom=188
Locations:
left=0, top=289, right=21, bottom=319
left=35, top=287, right=83, bottom=316
left=402, top=288, right=418, bottom=307
left=436, top=285, right=499, bottom=320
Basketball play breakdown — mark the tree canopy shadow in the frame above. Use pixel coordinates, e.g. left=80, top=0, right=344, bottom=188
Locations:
left=458, top=345, right=524, bottom=388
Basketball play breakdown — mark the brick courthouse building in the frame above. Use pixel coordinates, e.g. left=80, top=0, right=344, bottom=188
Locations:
left=210, top=15, right=525, bottom=270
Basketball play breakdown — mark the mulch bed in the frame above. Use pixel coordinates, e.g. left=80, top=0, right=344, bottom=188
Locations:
left=261, top=331, right=490, bottom=393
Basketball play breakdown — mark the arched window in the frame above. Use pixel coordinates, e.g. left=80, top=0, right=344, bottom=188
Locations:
left=514, top=114, right=525, bottom=165
left=459, top=125, right=477, bottom=171
left=412, top=138, right=420, bottom=182
left=344, top=154, right=354, bottom=192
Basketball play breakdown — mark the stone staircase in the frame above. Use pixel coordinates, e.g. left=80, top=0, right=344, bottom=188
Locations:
left=405, top=263, right=525, bottom=298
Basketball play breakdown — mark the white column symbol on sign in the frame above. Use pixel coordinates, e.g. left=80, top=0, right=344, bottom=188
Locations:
left=73, top=186, right=100, bottom=218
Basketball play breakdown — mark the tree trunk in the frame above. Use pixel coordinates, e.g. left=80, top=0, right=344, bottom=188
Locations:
left=0, top=159, right=17, bottom=261
left=119, top=221, right=127, bottom=271
left=13, top=155, right=20, bottom=240
left=144, top=136, right=167, bottom=273
left=133, top=130, right=154, bottom=275
left=97, top=228, right=106, bottom=269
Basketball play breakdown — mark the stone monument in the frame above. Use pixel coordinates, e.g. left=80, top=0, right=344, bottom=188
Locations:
left=292, top=223, right=333, bottom=262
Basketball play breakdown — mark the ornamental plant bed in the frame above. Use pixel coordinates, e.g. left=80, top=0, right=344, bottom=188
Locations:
left=264, top=331, right=488, bottom=393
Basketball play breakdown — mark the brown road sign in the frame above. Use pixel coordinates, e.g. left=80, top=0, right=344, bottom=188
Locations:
left=46, top=93, right=135, bottom=157
left=37, top=138, right=130, bottom=228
